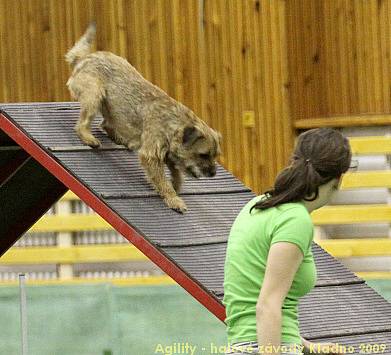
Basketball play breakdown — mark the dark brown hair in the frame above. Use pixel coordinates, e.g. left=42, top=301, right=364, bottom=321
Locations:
left=250, top=128, right=352, bottom=212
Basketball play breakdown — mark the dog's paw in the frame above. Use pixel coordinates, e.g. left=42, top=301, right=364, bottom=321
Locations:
left=164, top=196, right=188, bottom=214
left=75, top=127, right=101, bottom=148
left=82, top=136, right=101, bottom=148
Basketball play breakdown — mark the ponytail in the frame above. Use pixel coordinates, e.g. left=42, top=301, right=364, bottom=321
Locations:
left=250, top=128, right=351, bottom=213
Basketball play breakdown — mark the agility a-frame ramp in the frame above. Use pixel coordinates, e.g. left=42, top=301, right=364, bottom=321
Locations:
left=1, top=102, right=391, bottom=349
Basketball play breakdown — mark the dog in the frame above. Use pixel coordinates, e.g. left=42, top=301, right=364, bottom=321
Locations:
left=65, top=23, right=221, bottom=213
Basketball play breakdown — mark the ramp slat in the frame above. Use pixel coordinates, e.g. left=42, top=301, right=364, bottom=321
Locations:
left=53, top=151, right=250, bottom=196
left=310, top=332, right=391, bottom=350
left=104, top=193, right=253, bottom=247
left=299, top=284, right=391, bottom=338
left=163, top=243, right=363, bottom=296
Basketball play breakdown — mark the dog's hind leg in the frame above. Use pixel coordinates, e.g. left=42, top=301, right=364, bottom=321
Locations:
left=72, top=78, right=105, bottom=148
left=100, top=103, right=124, bottom=146
left=100, top=103, right=141, bottom=150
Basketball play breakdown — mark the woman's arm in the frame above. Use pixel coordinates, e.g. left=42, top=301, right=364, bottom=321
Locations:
left=256, top=303, right=282, bottom=352
left=256, top=241, right=305, bottom=354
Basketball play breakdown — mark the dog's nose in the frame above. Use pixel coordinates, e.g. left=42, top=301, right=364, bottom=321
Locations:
left=208, top=168, right=216, bottom=177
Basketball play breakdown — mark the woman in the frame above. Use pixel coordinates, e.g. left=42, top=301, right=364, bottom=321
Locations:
left=223, top=128, right=352, bottom=355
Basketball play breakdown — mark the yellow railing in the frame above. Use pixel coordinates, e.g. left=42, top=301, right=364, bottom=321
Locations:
left=312, top=205, right=391, bottom=225
left=0, top=245, right=147, bottom=265
left=0, top=276, right=175, bottom=287
left=311, top=136, right=391, bottom=279
left=316, top=238, right=391, bottom=258
left=30, top=215, right=112, bottom=233
left=349, top=136, right=391, bottom=155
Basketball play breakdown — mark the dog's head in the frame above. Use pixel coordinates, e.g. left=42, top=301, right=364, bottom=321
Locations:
left=169, top=124, right=222, bottom=178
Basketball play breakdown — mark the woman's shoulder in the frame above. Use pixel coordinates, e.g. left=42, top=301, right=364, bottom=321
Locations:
left=276, top=201, right=311, bottom=219
left=249, top=195, right=307, bottom=214
left=276, top=201, right=308, bottom=213
left=244, top=196, right=311, bottom=225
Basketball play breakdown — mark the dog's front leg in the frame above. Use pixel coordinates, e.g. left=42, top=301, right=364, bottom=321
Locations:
left=139, top=153, right=187, bottom=213
left=166, top=159, right=183, bottom=193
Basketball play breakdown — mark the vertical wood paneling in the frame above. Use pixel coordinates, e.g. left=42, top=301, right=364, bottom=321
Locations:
left=199, top=0, right=293, bottom=191
left=286, top=0, right=391, bottom=120
left=5, top=1, right=389, bottom=193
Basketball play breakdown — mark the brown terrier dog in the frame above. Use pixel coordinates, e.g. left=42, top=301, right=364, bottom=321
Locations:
left=65, top=23, right=221, bottom=213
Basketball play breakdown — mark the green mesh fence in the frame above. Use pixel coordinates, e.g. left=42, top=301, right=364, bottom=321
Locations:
left=365, top=280, right=391, bottom=302
left=0, top=281, right=389, bottom=355
left=0, top=284, right=227, bottom=355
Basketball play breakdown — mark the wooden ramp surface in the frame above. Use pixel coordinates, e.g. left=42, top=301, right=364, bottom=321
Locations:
left=0, top=102, right=390, bottom=350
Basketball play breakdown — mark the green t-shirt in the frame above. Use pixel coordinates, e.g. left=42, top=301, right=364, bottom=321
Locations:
left=223, top=195, right=317, bottom=345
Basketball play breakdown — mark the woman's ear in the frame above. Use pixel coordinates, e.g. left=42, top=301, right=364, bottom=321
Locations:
left=335, top=176, right=343, bottom=190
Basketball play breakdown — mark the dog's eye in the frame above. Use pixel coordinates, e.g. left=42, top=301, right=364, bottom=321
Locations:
left=199, top=154, right=209, bottom=159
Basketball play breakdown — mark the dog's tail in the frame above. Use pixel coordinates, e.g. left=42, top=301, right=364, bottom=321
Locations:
left=65, top=22, right=96, bottom=68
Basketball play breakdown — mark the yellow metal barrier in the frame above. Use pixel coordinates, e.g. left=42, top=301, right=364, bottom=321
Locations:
left=355, top=272, right=391, bottom=280
left=341, top=171, right=391, bottom=189
left=316, top=238, right=391, bottom=258
left=30, top=214, right=112, bottom=232
left=0, top=244, right=147, bottom=265
left=349, top=136, right=391, bottom=155
left=311, top=205, right=391, bottom=225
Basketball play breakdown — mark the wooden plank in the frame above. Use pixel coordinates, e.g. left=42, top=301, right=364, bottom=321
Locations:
left=378, top=0, right=391, bottom=112
left=326, top=0, right=339, bottom=115
left=286, top=0, right=391, bottom=121
left=311, top=204, right=391, bottom=225
left=369, top=0, right=382, bottom=112
left=269, top=1, right=285, bottom=174
left=0, top=244, right=146, bottom=265
left=316, top=238, right=391, bottom=258
left=345, top=0, right=358, bottom=113
left=252, top=0, right=268, bottom=192
left=219, top=0, right=234, bottom=180
left=294, top=115, right=391, bottom=129
left=260, top=1, right=277, bottom=190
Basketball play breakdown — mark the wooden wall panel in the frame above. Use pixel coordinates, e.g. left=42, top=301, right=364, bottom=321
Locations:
left=286, top=0, right=391, bottom=121
left=0, top=0, right=295, bottom=193
left=202, top=0, right=293, bottom=192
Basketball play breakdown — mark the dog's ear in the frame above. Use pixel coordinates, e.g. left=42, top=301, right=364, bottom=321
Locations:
left=217, top=131, right=222, bottom=145
left=182, top=126, right=203, bottom=146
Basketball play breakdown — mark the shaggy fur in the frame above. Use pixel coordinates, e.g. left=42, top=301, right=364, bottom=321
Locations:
left=65, top=23, right=221, bottom=213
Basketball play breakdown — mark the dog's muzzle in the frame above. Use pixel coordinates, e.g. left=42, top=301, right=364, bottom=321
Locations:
left=203, top=166, right=216, bottom=177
